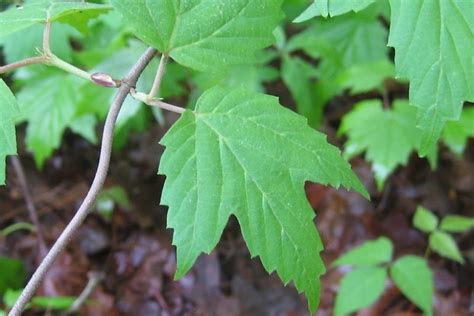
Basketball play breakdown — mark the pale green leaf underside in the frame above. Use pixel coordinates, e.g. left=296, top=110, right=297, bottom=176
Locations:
left=294, top=0, right=375, bottom=22
left=0, top=0, right=111, bottom=37
left=339, top=100, right=421, bottom=190
left=159, top=86, right=367, bottom=313
left=334, top=266, right=387, bottom=316
left=388, top=0, right=474, bottom=154
left=110, top=0, right=283, bottom=72
left=390, top=256, right=433, bottom=316
left=0, top=80, right=19, bottom=185
left=332, top=237, right=393, bottom=267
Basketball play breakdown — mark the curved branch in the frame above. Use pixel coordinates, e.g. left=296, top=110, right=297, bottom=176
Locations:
left=0, top=56, right=47, bottom=74
left=8, top=47, right=157, bottom=316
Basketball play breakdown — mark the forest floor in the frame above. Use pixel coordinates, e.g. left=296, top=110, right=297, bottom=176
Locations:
left=1, top=97, right=473, bottom=315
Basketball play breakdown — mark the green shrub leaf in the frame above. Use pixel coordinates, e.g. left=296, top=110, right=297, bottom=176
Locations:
left=281, top=56, right=321, bottom=127
left=429, top=231, right=464, bottom=264
left=440, top=215, right=474, bottom=233
left=332, top=237, right=393, bottom=267
left=159, top=86, right=367, bottom=313
left=294, top=0, right=376, bottom=22
left=0, top=0, right=111, bottom=37
left=390, top=255, right=433, bottom=316
left=334, top=266, right=387, bottom=316
left=0, top=79, right=19, bottom=185
left=0, top=257, right=26, bottom=294
left=16, top=71, right=81, bottom=167
left=289, top=8, right=388, bottom=80
left=388, top=0, right=474, bottom=154
left=339, top=100, right=421, bottom=190
left=111, top=0, right=283, bottom=72
left=413, top=206, right=439, bottom=233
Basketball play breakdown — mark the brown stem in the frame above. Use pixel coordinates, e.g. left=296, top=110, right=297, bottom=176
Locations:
left=7, top=47, right=157, bottom=316
left=10, top=156, right=47, bottom=257
left=147, top=53, right=168, bottom=101
left=0, top=56, right=47, bottom=74
left=66, top=271, right=105, bottom=314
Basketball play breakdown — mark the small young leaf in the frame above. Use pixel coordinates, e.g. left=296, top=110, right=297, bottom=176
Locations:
left=442, top=107, right=474, bottom=155
left=388, top=0, right=474, bottom=154
left=429, top=231, right=464, bottom=264
left=332, top=237, right=393, bottom=267
left=440, top=215, right=474, bottom=233
left=390, top=255, right=433, bottom=316
left=413, top=206, right=438, bottom=233
left=0, top=257, right=26, bottom=294
left=0, top=79, right=19, bottom=185
left=334, top=266, right=387, bottom=316
left=289, top=6, right=388, bottom=80
left=339, top=100, right=421, bottom=190
left=294, top=0, right=376, bottom=22
left=159, top=86, right=367, bottom=313
left=31, top=296, right=75, bottom=310
left=335, top=60, right=396, bottom=94
left=0, top=0, right=111, bottom=37
left=111, top=0, right=283, bottom=72
left=281, top=56, right=321, bottom=127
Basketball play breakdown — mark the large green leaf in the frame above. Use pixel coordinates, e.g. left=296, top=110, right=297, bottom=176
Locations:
left=294, top=0, right=375, bottom=22
left=339, top=100, right=422, bottom=190
left=0, top=79, right=19, bottom=185
left=390, top=255, right=433, bottom=316
left=334, top=266, right=387, bottom=316
left=332, top=237, right=393, bottom=267
left=442, top=107, right=474, bottom=155
left=159, top=86, right=368, bottom=313
left=16, top=71, right=80, bottom=167
left=388, top=0, right=474, bottom=155
left=0, top=0, right=111, bottom=37
left=110, top=0, right=283, bottom=72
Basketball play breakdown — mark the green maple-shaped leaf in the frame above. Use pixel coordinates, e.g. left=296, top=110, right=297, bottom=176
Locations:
left=0, top=80, right=20, bottom=185
left=294, top=0, right=376, bottom=22
left=388, top=0, right=474, bottom=155
left=110, top=0, right=283, bottom=72
left=159, top=86, right=368, bottom=312
left=16, top=71, right=81, bottom=167
left=339, top=100, right=422, bottom=189
left=0, top=0, right=111, bottom=37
